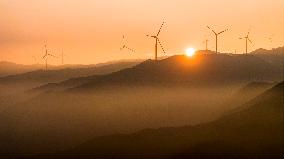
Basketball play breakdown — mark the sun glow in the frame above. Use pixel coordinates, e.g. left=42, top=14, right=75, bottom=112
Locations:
left=185, top=48, right=196, bottom=57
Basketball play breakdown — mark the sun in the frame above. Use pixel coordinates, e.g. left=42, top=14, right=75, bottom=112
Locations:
left=185, top=48, right=196, bottom=57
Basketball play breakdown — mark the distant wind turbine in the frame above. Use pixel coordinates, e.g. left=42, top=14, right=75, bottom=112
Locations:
left=120, top=35, right=135, bottom=53
left=32, top=56, right=38, bottom=64
left=207, top=26, right=228, bottom=53
left=266, top=34, right=274, bottom=43
left=265, top=34, right=275, bottom=53
left=147, top=21, right=166, bottom=60
left=239, top=31, right=253, bottom=54
left=42, top=45, right=57, bottom=70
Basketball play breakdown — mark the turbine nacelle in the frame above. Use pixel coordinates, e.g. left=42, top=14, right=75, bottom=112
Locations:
left=42, top=53, right=57, bottom=59
left=146, top=35, right=158, bottom=39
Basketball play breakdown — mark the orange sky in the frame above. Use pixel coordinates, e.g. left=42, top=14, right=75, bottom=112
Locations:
left=0, top=0, right=284, bottom=64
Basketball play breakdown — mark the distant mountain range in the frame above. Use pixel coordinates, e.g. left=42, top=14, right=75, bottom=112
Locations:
left=0, top=61, right=141, bottom=95
left=0, top=61, right=140, bottom=85
left=25, top=81, right=284, bottom=159
left=0, top=59, right=144, bottom=77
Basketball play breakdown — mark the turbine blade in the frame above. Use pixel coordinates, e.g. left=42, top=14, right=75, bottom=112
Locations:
left=48, top=53, right=58, bottom=58
left=120, top=45, right=126, bottom=51
left=122, top=35, right=127, bottom=42
left=248, top=38, right=253, bottom=44
left=207, top=26, right=217, bottom=35
left=156, top=21, right=165, bottom=37
left=218, top=29, right=228, bottom=35
left=125, top=46, right=135, bottom=53
left=42, top=54, right=47, bottom=59
left=157, top=38, right=166, bottom=54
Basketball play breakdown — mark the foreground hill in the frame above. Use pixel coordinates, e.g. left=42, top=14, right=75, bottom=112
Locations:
left=28, top=81, right=284, bottom=159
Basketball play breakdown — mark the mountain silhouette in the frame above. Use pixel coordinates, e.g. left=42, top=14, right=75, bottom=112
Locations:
left=27, top=48, right=283, bottom=94
left=221, top=81, right=276, bottom=111
left=67, top=52, right=282, bottom=92
left=0, top=61, right=42, bottom=77
left=250, top=46, right=284, bottom=68
left=26, top=81, right=284, bottom=159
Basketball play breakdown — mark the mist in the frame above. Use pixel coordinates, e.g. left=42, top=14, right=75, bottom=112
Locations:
left=0, top=83, right=272, bottom=157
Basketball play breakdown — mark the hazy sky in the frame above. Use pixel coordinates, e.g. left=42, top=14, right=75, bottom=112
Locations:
left=0, top=0, right=284, bottom=64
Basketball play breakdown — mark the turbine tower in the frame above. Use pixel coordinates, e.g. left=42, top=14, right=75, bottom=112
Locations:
left=203, top=39, right=209, bottom=50
left=147, top=21, right=166, bottom=60
left=120, top=35, right=135, bottom=53
left=61, top=49, right=67, bottom=65
left=239, top=31, right=253, bottom=54
left=207, top=26, right=228, bottom=53
left=42, top=45, right=57, bottom=70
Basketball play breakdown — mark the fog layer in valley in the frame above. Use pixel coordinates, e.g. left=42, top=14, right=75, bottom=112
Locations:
left=0, top=84, right=272, bottom=157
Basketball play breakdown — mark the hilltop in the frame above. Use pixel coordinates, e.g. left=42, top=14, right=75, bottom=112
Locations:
left=69, top=51, right=282, bottom=92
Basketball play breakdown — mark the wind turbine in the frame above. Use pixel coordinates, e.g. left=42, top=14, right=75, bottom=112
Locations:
left=147, top=21, right=166, bottom=60
left=120, top=35, right=135, bottom=53
left=42, top=45, right=57, bottom=70
left=207, top=26, right=228, bottom=53
left=239, top=31, right=253, bottom=54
